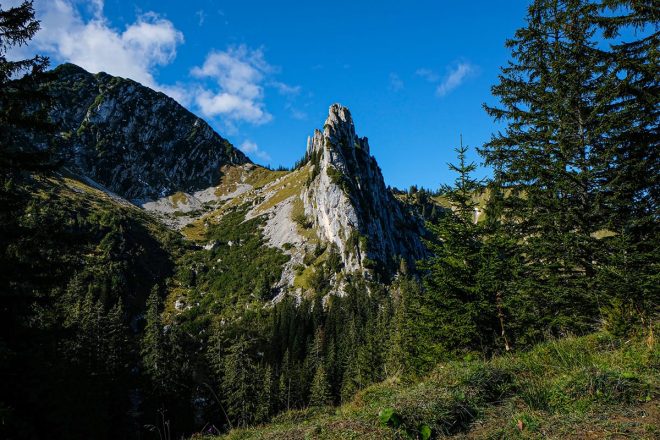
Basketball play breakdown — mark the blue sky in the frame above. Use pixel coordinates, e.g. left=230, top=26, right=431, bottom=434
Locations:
left=12, top=0, right=532, bottom=190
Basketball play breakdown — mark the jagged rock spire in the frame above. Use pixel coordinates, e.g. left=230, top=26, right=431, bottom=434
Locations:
left=302, top=104, right=425, bottom=275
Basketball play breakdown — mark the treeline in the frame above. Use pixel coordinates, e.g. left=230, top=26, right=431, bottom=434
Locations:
left=138, top=277, right=410, bottom=431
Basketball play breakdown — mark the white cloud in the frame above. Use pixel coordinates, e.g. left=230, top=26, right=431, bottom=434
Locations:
left=239, top=140, right=271, bottom=162
left=7, top=1, right=297, bottom=129
left=389, top=73, right=404, bottom=91
left=10, top=0, right=183, bottom=92
left=436, top=62, right=475, bottom=97
left=191, top=45, right=274, bottom=125
left=195, top=89, right=271, bottom=124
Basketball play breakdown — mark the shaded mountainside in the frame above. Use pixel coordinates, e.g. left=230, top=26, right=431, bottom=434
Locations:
left=0, top=172, right=186, bottom=439
left=30, top=63, right=249, bottom=202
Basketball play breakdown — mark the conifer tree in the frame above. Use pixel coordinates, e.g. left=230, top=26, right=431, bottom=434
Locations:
left=309, top=365, right=332, bottom=407
left=340, top=355, right=359, bottom=403
left=476, top=183, right=521, bottom=351
left=255, top=364, right=273, bottom=423
left=141, top=286, right=169, bottom=392
left=0, top=1, right=56, bottom=176
left=480, top=0, right=613, bottom=340
left=594, top=0, right=659, bottom=333
left=418, top=140, right=491, bottom=356
left=278, top=349, right=292, bottom=411
left=104, top=299, right=129, bottom=376
left=222, top=335, right=258, bottom=427
left=385, top=280, right=409, bottom=376
left=308, top=327, right=325, bottom=370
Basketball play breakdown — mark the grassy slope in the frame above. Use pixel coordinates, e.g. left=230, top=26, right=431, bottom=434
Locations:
left=210, top=332, right=658, bottom=439
left=182, top=164, right=295, bottom=242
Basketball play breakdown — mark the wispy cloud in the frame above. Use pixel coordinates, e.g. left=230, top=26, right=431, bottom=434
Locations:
left=415, top=62, right=477, bottom=97
left=436, top=62, right=476, bottom=96
left=195, top=10, right=206, bottom=27
left=284, top=102, right=307, bottom=120
left=415, top=68, right=439, bottom=82
left=389, top=73, right=404, bottom=91
left=239, top=140, right=271, bottom=162
left=270, top=81, right=301, bottom=96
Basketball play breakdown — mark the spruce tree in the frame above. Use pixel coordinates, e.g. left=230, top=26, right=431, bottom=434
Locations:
left=480, top=0, right=613, bottom=341
left=476, top=183, right=521, bottom=351
left=278, top=349, right=292, bottom=412
left=255, top=364, right=273, bottom=423
left=141, top=286, right=169, bottom=393
left=222, top=335, right=258, bottom=427
left=418, top=140, right=491, bottom=357
left=594, top=1, right=659, bottom=334
left=309, top=365, right=332, bottom=407
left=104, top=299, right=129, bottom=376
left=0, top=1, right=56, bottom=176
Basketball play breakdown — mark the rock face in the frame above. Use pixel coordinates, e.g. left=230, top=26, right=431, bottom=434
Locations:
left=302, top=104, right=426, bottom=273
left=37, top=63, right=249, bottom=202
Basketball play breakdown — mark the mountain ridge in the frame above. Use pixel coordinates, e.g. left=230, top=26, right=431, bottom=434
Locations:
left=32, top=62, right=250, bottom=203
left=27, top=63, right=428, bottom=286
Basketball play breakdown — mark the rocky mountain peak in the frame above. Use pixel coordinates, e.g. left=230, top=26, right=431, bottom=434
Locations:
left=302, top=103, right=425, bottom=275
left=32, top=63, right=250, bottom=203
left=306, top=103, right=370, bottom=163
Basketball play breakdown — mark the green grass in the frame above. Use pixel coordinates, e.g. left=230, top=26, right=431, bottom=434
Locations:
left=254, top=167, right=309, bottom=214
left=170, top=191, right=189, bottom=207
left=205, top=332, right=658, bottom=439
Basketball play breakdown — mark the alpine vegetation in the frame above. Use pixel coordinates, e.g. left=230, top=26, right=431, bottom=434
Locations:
left=0, top=1, right=657, bottom=439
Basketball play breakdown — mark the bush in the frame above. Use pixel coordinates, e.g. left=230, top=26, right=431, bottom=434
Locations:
left=292, top=212, right=312, bottom=229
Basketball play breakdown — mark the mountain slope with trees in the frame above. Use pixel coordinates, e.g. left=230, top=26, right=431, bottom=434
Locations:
left=0, top=1, right=657, bottom=439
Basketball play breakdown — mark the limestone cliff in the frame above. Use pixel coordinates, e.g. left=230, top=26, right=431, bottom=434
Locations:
left=302, top=104, right=426, bottom=273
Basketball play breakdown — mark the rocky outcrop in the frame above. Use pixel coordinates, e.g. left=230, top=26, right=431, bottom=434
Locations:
left=36, top=63, right=249, bottom=202
left=302, top=104, right=426, bottom=273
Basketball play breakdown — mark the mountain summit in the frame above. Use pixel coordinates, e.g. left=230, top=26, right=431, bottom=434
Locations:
left=302, top=104, right=426, bottom=272
left=34, top=63, right=249, bottom=202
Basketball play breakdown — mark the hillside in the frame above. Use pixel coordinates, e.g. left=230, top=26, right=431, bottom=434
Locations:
left=27, top=63, right=249, bottom=203
left=2, top=0, right=657, bottom=432
left=213, top=333, right=658, bottom=439
left=0, top=170, right=186, bottom=439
